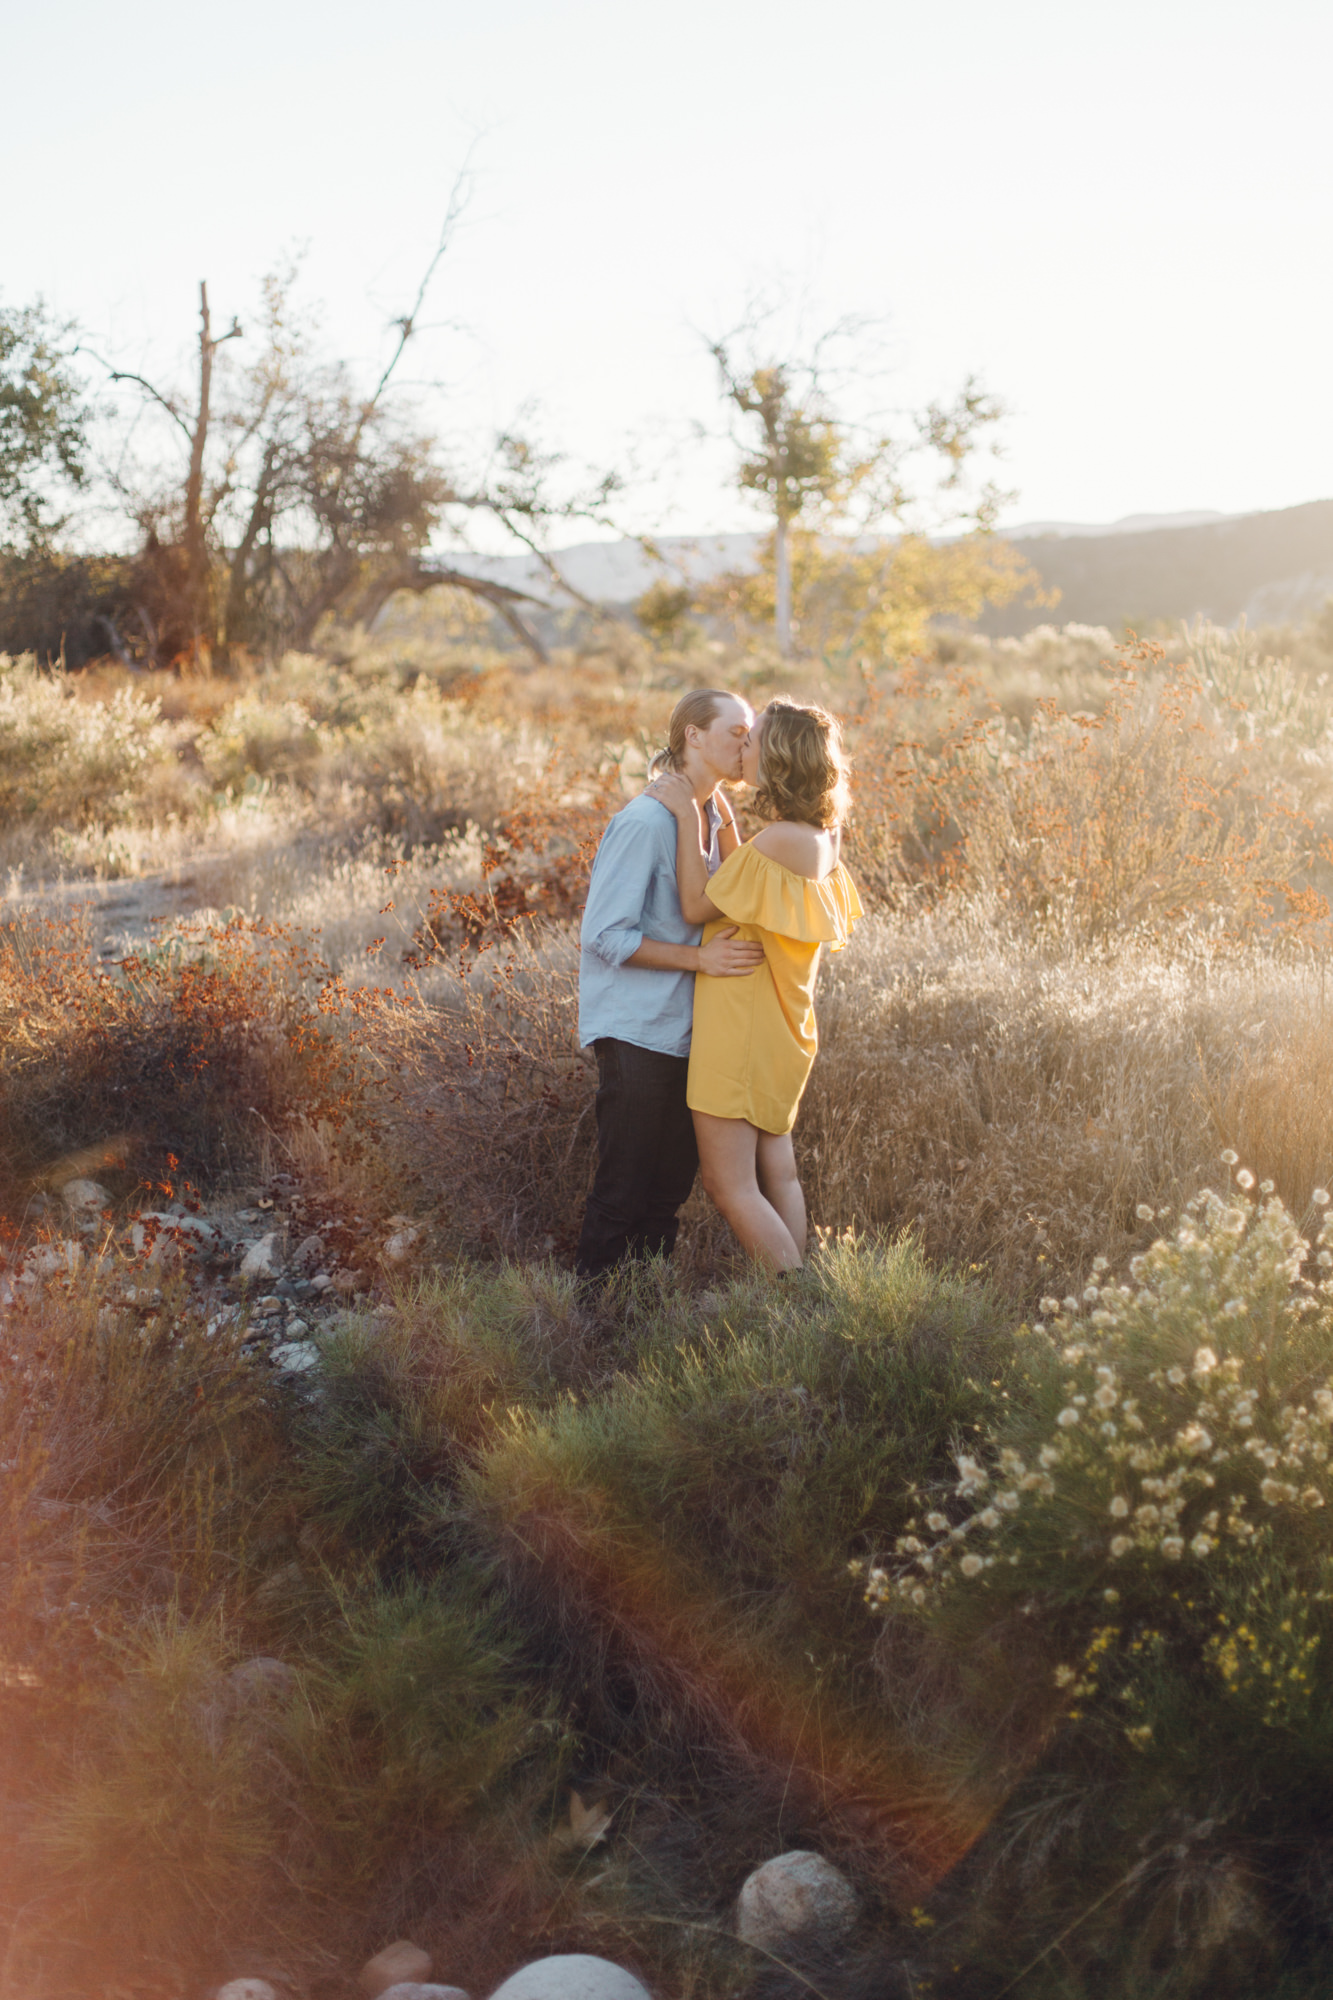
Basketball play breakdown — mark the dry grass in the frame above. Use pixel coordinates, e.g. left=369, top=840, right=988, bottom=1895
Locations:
left=5, top=607, right=1333, bottom=1996
left=0, top=909, right=375, bottom=1215
left=9, top=892, right=1332, bottom=1307
left=283, top=907, right=1333, bottom=1303
left=804, top=907, right=1333, bottom=1297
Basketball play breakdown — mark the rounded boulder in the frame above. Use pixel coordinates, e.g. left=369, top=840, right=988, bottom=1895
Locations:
left=487, top=1957, right=651, bottom=2000
left=378, top=1987, right=470, bottom=2000
left=61, top=1177, right=111, bottom=1212
left=735, top=1849, right=858, bottom=1948
left=359, top=1942, right=433, bottom=1995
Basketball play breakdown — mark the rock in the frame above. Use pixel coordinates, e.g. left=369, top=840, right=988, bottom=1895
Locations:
left=312, top=1272, right=332, bottom=1291
left=60, top=1177, right=111, bottom=1212
left=382, top=1225, right=422, bottom=1264
left=126, top=1211, right=224, bottom=1265
left=214, top=1982, right=279, bottom=2000
left=240, top=1233, right=283, bottom=1281
left=487, top=1958, right=651, bottom=2000
left=271, top=1340, right=319, bottom=1374
left=359, top=1942, right=433, bottom=1996
left=284, top=1317, right=310, bottom=1337
left=378, top=1988, right=470, bottom=2000
left=293, top=1232, right=324, bottom=1267
left=228, top=1655, right=299, bottom=1704
left=24, top=1239, right=83, bottom=1281
left=734, top=1851, right=858, bottom=1950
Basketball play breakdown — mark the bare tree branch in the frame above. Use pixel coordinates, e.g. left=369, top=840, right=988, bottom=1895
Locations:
left=364, top=147, right=479, bottom=418
left=482, top=507, right=602, bottom=617
left=75, top=345, right=194, bottom=443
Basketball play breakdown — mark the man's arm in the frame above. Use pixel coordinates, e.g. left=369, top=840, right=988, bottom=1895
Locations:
left=627, top=932, right=763, bottom=976
left=583, top=808, right=760, bottom=978
left=581, top=810, right=659, bottom=969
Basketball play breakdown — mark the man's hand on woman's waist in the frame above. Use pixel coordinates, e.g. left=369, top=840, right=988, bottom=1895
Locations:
left=698, top=927, right=763, bottom=976
left=626, top=928, right=763, bottom=978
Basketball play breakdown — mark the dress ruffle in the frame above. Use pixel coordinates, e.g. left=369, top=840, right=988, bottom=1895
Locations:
left=707, top=844, right=863, bottom=948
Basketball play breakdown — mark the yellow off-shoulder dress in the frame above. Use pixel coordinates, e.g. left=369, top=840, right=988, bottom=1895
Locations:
left=687, top=843, right=863, bottom=1135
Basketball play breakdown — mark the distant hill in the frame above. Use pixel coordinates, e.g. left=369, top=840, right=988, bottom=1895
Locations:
left=984, top=498, right=1333, bottom=634
left=442, top=499, right=1333, bottom=636
left=445, top=533, right=760, bottom=607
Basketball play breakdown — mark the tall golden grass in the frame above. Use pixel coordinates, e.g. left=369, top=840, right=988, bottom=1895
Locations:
left=4, top=607, right=1333, bottom=1996
left=8, top=614, right=1333, bottom=1295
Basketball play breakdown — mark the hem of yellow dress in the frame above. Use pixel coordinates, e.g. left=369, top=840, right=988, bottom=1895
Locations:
left=687, top=1071, right=800, bottom=1136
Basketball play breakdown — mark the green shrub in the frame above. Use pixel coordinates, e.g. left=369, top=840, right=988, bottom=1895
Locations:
left=476, top=1235, right=1006, bottom=1631
left=0, top=1262, right=566, bottom=1997
left=468, top=1238, right=1014, bottom=1893
left=37, top=1613, right=281, bottom=1986
left=288, top=1579, right=549, bottom=1890
left=292, top=1265, right=595, bottom=1570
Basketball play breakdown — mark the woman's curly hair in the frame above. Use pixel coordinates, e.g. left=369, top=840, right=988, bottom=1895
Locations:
left=753, top=698, right=850, bottom=830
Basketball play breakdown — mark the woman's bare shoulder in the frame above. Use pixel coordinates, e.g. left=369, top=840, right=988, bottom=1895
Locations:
left=750, top=820, right=840, bottom=879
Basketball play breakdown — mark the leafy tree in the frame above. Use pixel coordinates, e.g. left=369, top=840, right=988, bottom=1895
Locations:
left=709, top=350, right=845, bottom=654
left=699, top=523, right=1044, bottom=661
left=0, top=301, right=89, bottom=550
left=633, top=577, right=696, bottom=649
left=708, top=318, right=1038, bottom=658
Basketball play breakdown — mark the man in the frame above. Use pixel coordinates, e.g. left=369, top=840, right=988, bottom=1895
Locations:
left=574, top=688, right=762, bottom=1279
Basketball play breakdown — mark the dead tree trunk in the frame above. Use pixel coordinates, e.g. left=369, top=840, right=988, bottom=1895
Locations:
left=183, top=284, right=214, bottom=656
left=181, top=282, right=241, bottom=663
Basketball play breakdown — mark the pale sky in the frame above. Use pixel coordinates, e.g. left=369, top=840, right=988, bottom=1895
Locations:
left=6, top=0, right=1332, bottom=545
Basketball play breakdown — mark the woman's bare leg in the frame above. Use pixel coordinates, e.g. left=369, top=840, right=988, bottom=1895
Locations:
left=693, top=1111, right=803, bottom=1270
left=756, top=1130, right=806, bottom=1259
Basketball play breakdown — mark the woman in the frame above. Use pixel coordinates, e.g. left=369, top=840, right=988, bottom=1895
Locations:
left=647, top=698, right=861, bottom=1270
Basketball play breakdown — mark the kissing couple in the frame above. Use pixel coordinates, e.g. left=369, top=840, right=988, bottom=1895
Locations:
left=574, top=687, right=862, bottom=1281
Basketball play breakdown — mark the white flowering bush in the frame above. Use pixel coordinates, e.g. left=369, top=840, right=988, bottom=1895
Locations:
left=855, top=1159, right=1333, bottom=1748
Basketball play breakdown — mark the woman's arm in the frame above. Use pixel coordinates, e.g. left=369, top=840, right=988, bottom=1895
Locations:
left=714, top=789, right=742, bottom=861
left=646, top=773, right=719, bottom=924
left=674, top=799, right=719, bottom=923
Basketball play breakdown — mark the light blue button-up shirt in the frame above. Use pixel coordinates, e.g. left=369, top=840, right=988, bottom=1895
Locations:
left=578, top=793, right=722, bottom=1057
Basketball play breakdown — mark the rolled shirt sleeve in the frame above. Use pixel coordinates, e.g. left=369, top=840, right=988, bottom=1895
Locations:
left=580, top=809, right=653, bottom=966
